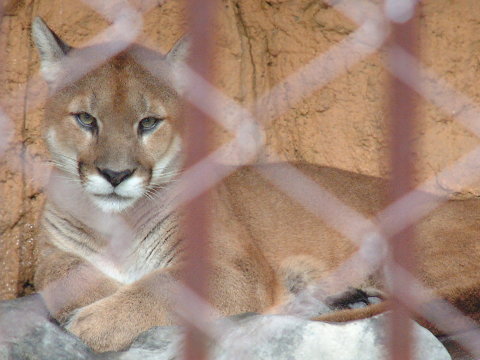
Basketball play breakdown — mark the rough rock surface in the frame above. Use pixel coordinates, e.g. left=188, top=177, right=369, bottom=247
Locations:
left=2, top=0, right=480, bottom=302
left=0, top=295, right=453, bottom=360
left=0, top=295, right=95, bottom=360
left=0, top=3, right=479, bottom=360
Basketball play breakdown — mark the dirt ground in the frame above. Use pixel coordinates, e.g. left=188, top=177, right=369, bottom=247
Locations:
left=0, top=0, right=480, bottom=318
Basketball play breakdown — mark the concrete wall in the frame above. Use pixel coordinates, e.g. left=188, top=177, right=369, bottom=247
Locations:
left=1, top=0, right=480, bottom=299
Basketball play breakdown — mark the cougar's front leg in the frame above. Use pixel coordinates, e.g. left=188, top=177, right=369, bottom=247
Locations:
left=34, top=242, right=120, bottom=324
left=66, top=260, right=275, bottom=352
left=65, top=267, right=179, bottom=352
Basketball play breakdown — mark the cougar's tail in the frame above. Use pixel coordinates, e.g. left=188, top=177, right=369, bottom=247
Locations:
left=314, top=301, right=390, bottom=322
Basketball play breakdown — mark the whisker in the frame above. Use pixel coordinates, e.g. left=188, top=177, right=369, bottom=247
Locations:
left=151, top=169, right=182, bottom=178
left=52, top=152, right=77, bottom=162
left=149, top=175, right=180, bottom=188
left=50, top=174, right=82, bottom=185
left=49, top=164, right=78, bottom=177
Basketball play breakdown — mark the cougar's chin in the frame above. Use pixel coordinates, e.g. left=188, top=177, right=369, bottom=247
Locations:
left=89, top=193, right=139, bottom=213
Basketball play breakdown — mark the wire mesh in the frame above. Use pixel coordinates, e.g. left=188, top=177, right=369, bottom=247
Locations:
left=0, top=0, right=480, bottom=358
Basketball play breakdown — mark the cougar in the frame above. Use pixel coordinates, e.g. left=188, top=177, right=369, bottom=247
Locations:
left=31, top=17, right=480, bottom=352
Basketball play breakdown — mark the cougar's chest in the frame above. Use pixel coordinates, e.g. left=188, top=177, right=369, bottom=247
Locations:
left=45, top=206, right=181, bottom=285
left=117, top=211, right=182, bottom=283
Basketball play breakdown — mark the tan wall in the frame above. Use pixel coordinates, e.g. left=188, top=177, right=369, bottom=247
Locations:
left=1, top=0, right=480, bottom=300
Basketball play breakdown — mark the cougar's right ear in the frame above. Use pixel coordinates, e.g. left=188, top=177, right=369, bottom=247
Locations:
left=166, top=35, right=191, bottom=65
left=31, top=17, right=72, bottom=83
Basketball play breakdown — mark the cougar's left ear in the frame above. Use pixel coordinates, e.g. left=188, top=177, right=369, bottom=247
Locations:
left=31, top=17, right=72, bottom=83
left=166, top=35, right=191, bottom=94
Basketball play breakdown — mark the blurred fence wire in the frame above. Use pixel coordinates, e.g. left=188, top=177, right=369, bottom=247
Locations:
left=1, top=0, right=480, bottom=359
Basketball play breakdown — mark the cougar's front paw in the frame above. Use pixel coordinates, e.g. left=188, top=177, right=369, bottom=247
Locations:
left=65, top=295, right=142, bottom=352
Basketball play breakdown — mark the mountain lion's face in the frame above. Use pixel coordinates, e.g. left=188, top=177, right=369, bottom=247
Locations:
left=45, top=52, right=184, bottom=212
left=32, top=18, right=190, bottom=213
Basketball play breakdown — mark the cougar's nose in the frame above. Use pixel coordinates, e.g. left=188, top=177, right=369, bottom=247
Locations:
left=97, top=168, right=135, bottom=187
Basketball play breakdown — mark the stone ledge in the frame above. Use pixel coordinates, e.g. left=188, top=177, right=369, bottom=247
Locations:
left=0, top=295, right=452, bottom=360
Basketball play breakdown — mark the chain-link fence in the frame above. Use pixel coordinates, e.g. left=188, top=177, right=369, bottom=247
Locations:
left=1, top=0, right=480, bottom=359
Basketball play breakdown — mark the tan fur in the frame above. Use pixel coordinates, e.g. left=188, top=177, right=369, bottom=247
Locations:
left=32, top=18, right=480, bottom=352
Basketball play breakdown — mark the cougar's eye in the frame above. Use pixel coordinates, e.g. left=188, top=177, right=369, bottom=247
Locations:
left=138, top=117, right=162, bottom=134
left=74, top=112, right=97, bottom=130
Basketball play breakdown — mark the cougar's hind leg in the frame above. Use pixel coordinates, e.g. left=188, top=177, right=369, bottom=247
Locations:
left=265, top=255, right=332, bottom=316
left=270, top=256, right=388, bottom=319
left=316, top=280, right=480, bottom=329
left=325, top=287, right=386, bottom=310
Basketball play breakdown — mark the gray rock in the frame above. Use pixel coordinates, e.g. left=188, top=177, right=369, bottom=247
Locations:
left=0, top=295, right=95, bottom=360
left=0, top=296, right=452, bottom=360
left=116, top=326, right=181, bottom=360
left=209, top=314, right=451, bottom=360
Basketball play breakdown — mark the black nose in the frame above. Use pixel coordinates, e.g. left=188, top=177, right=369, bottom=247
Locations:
left=97, top=168, right=135, bottom=187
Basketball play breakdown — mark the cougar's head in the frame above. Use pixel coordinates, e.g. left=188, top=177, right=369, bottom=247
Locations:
left=32, top=17, right=190, bottom=213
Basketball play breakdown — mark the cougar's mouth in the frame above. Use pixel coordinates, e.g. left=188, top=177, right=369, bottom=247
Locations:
left=94, top=193, right=134, bottom=200
left=81, top=171, right=147, bottom=213
left=89, top=191, right=139, bottom=213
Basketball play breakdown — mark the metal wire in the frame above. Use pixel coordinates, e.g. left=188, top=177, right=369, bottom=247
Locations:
left=2, top=0, right=480, bottom=358
left=386, top=4, right=419, bottom=358
left=182, top=0, right=217, bottom=359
